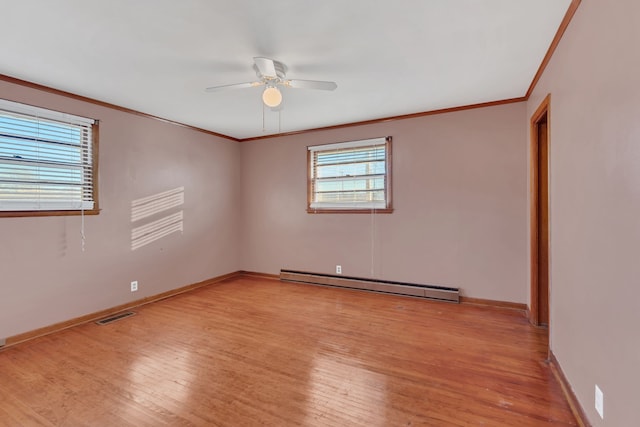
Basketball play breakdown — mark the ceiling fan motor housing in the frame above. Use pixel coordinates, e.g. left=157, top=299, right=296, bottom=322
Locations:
left=254, top=60, right=287, bottom=80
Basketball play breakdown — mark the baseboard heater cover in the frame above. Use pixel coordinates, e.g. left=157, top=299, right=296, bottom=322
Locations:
left=95, top=311, right=136, bottom=325
left=280, top=270, right=459, bottom=303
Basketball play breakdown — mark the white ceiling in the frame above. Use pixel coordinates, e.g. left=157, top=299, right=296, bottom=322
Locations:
left=0, top=0, right=571, bottom=140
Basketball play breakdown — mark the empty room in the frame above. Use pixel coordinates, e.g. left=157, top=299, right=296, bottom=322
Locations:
left=0, top=1, right=637, bottom=426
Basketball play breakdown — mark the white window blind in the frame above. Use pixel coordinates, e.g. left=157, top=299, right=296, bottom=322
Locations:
left=308, top=137, right=391, bottom=210
left=0, top=99, right=96, bottom=212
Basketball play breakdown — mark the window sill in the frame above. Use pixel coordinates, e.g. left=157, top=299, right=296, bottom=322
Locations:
left=307, top=208, right=393, bottom=214
left=0, top=209, right=101, bottom=218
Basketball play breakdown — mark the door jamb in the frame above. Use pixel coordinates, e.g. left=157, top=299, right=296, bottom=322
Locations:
left=529, top=94, right=551, bottom=326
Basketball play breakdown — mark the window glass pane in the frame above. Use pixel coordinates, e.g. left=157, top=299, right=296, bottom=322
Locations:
left=0, top=163, right=83, bottom=184
left=315, top=177, right=385, bottom=193
left=316, top=190, right=385, bottom=203
left=316, top=160, right=385, bottom=178
left=316, top=146, right=385, bottom=165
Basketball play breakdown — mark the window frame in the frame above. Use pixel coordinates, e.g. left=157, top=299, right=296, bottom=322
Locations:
left=0, top=99, right=100, bottom=218
left=307, top=137, right=393, bottom=214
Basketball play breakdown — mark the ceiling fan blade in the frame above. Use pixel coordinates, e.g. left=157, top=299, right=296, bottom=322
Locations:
left=284, top=79, right=337, bottom=91
left=253, top=57, right=278, bottom=78
left=205, top=81, right=263, bottom=93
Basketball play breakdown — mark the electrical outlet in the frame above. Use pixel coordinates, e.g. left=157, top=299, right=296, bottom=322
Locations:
left=130, top=281, right=138, bottom=292
left=595, top=384, right=604, bottom=419
left=336, top=265, right=342, bottom=274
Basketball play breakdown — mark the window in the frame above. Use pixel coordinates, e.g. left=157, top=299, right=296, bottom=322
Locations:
left=0, top=99, right=98, bottom=216
left=308, top=137, right=392, bottom=213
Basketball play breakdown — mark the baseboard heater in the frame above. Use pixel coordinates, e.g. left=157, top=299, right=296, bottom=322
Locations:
left=280, top=270, right=459, bottom=303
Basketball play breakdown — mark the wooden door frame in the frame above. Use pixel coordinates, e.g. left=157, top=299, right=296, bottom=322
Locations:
left=529, top=94, right=551, bottom=326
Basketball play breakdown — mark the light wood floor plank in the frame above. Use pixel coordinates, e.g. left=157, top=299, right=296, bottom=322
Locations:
left=0, top=277, right=576, bottom=426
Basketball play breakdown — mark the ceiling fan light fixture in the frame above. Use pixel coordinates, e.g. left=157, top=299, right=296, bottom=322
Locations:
left=262, top=86, right=282, bottom=108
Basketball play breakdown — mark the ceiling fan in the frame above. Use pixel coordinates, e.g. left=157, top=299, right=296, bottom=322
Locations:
left=205, top=57, right=337, bottom=108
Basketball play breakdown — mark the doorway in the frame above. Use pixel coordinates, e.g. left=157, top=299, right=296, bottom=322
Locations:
left=530, top=95, right=550, bottom=327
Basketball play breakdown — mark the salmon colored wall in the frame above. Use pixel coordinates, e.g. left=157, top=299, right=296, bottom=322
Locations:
left=0, top=80, right=241, bottom=339
left=528, top=1, right=640, bottom=425
left=240, top=103, right=528, bottom=302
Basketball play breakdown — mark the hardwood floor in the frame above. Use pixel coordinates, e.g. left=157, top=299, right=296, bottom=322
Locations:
left=0, top=276, right=576, bottom=426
